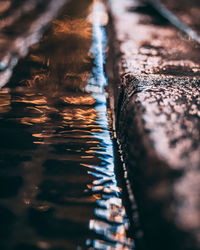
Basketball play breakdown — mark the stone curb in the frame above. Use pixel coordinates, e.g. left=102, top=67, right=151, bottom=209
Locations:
left=107, top=1, right=200, bottom=249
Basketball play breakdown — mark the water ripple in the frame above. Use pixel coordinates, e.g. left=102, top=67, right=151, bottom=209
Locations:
left=0, top=1, right=134, bottom=249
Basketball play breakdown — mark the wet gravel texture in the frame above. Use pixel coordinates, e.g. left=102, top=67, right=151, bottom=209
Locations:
left=107, top=0, right=200, bottom=249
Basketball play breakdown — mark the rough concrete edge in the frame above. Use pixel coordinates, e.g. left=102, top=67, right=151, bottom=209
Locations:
left=106, top=6, right=200, bottom=250
left=106, top=11, right=148, bottom=250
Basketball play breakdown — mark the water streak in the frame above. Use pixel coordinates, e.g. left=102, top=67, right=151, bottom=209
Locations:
left=0, top=1, right=134, bottom=249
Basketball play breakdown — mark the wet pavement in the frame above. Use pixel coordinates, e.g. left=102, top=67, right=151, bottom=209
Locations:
left=107, top=0, right=200, bottom=250
left=144, top=0, right=200, bottom=44
left=160, top=0, right=200, bottom=35
left=0, top=1, right=135, bottom=249
left=0, top=0, right=200, bottom=249
left=0, top=0, right=69, bottom=88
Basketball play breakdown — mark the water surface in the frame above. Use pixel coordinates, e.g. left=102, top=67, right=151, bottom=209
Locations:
left=0, top=0, right=134, bottom=249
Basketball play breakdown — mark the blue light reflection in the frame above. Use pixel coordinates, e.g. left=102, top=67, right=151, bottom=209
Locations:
left=86, top=1, right=135, bottom=249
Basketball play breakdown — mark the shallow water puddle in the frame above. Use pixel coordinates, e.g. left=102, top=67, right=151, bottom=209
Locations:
left=0, top=0, right=134, bottom=249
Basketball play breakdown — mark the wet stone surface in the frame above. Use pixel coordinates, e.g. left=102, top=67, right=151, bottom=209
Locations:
left=160, top=0, right=200, bottom=35
left=0, top=0, right=70, bottom=88
left=107, top=0, right=200, bottom=250
left=0, top=0, right=134, bottom=249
